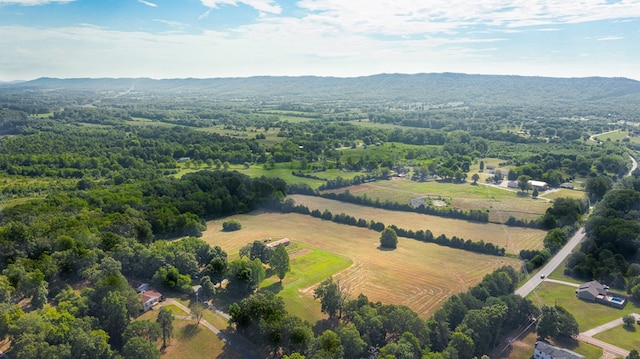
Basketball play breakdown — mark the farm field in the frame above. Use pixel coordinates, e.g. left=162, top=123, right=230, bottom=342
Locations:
left=287, top=194, right=547, bottom=254
left=331, top=178, right=551, bottom=223
left=202, top=211, right=520, bottom=319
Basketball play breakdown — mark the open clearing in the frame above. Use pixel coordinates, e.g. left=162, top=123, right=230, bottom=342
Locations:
left=332, top=178, right=551, bottom=223
left=288, top=194, right=546, bottom=254
left=203, top=211, right=519, bottom=319
left=136, top=306, right=242, bottom=359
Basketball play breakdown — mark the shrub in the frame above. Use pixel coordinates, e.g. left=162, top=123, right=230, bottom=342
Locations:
left=222, top=220, right=242, bottom=231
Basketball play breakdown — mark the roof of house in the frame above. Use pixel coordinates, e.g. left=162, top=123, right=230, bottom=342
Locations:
left=141, top=289, right=162, bottom=303
left=535, top=341, right=584, bottom=359
left=528, top=180, right=548, bottom=187
left=576, top=281, right=607, bottom=296
left=267, top=238, right=290, bottom=248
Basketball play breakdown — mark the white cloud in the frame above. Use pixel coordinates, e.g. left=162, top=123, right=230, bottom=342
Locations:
left=200, top=0, right=281, bottom=14
left=0, top=0, right=74, bottom=5
left=137, top=0, right=157, bottom=7
left=598, top=36, right=624, bottom=41
left=294, top=0, right=640, bottom=35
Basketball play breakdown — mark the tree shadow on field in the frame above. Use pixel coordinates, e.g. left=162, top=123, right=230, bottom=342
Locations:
left=552, top=336, right=579, bottom=351
left=181, top=323, right=200, bottom=339
left=376, top=246, right=395, bottom=251
left=262, top=281, right=283, bottom=294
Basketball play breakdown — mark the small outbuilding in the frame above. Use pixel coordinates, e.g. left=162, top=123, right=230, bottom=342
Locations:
left=528, top=180, right=549, bottom=191
left=267, top=238, right=290, bottom=248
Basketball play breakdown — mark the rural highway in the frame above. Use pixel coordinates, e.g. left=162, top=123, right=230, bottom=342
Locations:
left=515, top=228, right=586, bottom=297
left=515, top=153, right=638, bottom=298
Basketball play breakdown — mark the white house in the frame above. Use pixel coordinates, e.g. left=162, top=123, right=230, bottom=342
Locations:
left=141, top=290, right=162, bottom=312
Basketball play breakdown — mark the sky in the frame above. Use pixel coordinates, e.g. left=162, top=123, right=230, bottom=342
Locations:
left=0, top=0, right=639, bottom=81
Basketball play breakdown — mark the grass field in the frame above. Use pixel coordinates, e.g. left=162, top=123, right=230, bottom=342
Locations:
left=593, top=323, right=640, bottom=351
left=288, top=194, right=546, bottom=254
left=202, top=211, right=519, bottom=319
left=333, top=177, right=551, bottom=223
left=136, top=306, right=243, bottom=359
left=531, top=281, right=640, bottom=331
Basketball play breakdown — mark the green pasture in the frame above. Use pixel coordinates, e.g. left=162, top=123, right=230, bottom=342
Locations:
left=260, top=243, right=352, bottom=322
left=531, top=281, right=640, bottom=331
left=593, top=323, right=640, bottom=352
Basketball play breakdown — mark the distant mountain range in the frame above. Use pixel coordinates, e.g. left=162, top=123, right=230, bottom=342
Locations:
left=3, top=73, right=640, bottom=114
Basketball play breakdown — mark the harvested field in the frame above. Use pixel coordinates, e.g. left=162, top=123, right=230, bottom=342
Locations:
left=203, top=211, right=520, bottom=319
left=288, top=194, right=546, bottom=254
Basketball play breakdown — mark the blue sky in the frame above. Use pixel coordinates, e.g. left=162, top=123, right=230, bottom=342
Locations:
left=0, top=0, right=638, bottom=80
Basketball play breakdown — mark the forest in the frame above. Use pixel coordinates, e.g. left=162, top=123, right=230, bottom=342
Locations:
left=0, top=74, right=639, bottom=358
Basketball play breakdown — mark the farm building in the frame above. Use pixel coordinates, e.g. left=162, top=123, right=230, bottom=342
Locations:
left=267, top=238, right=290, bottom=248
left=575, top=281, right=627, bottom=309
left=141, top=289, right=163, bottom=312
left=534, top=341, right=584, bottom=359
left=528, top=180, right=549, bottom=191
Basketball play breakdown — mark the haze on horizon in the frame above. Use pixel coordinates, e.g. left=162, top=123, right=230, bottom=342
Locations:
left=0, top=0, right=639, bottom=82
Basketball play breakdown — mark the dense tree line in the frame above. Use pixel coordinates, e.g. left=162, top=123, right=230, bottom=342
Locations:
left=228, top=265, right=537, bottom=358
left=566, top=176, right=640, bottom=289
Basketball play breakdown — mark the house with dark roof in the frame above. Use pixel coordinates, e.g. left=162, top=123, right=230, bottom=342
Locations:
left=534, top=341, right=584, bottom=359
left=575, top=280, right=627, bottom=309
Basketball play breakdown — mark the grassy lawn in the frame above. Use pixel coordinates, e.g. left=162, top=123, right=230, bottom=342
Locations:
left=540, top=188, right=586, bottom=201
left=203, top=211, right=519, bottom=319
left=136, top=306, right=242, bottom=359
left=593, top=323, right=640, bottom=351
left=288, top=194, right=546, bottom=254
left=531, top=281, right=640, bottom=331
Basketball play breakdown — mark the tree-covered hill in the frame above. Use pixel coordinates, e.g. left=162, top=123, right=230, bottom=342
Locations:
left=5, top=73, right=640, bottom=113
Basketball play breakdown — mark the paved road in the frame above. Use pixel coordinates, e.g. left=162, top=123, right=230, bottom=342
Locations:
left=515, top=153, right=637, bottom=298
left=515, top=228, right=587, bottom=297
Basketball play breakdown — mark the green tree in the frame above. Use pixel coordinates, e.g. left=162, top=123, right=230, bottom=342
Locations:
left=517, top=175, right=532, bottom=193
left=627, top=349, right=640, bottom=359
left=471, top=173, right=480, bottom=184
left=446, top=331, right=474, bottom=359
left=380, top=227, right=398, bottom=249
left=623, top=314, right=636, bottom=328
left=585, top=175, right=613, bottom=202
left=189, top=301, right=207, bottom=324
left=337, top=325, right=367, bottom=359
left=124, top=320, right=161, bottom=343
left=532, top=187, right=539, bottom=198
left=479, top=161, right=484, bottom=172
left=156, top=307, right=174, bottom=348
left=314, top=277, right=348, bottom=319
left=536, top=305, right=559, bottom=339
left=100, top=291, right=130, bottom=348
left=270, top=244, right=290, bottom=283
left=199, top=276, right=216, bottom=301
left=122, top=336, right=160, bottom=359
left=311, top=330, right=343, bottom=359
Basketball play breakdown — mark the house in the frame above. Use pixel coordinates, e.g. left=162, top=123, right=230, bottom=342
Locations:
left=141, top=289, right=162, bottom=312
left=267, top=238, right=290, bottom=248
left=534, top=341, right=584, bottom=359
left=528, top=180, right=549, bottom=191
left=136, top=283, right=150, bottom=293
left=576, top=280, right=627, bottom=309
left=177, top=157, right=190, bottom=163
